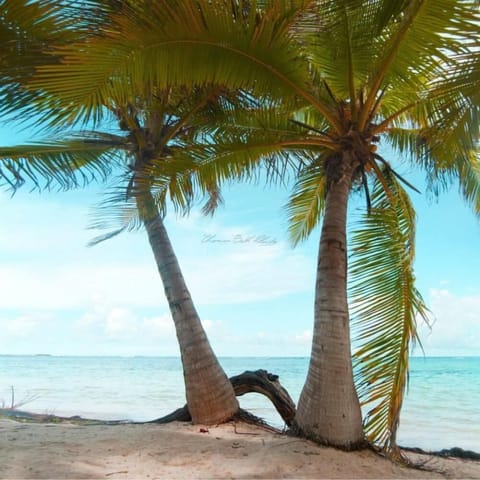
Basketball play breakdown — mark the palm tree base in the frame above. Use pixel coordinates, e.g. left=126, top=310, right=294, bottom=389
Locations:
left=289, top=420, right=368, bottom=451
left=151, top=369, right=297, bottom=427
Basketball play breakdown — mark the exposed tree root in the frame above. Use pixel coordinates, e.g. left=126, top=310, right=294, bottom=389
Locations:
left=230, top=369, right=296, bottom=426
left=147, top=406, right=191, bottom=424
left=150, top=369, right=296, bottom=426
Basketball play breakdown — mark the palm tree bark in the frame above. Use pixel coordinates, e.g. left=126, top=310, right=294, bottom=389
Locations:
left=293, top=153, right=365, bottom=449
left=137, top=188, right=239, bottom=425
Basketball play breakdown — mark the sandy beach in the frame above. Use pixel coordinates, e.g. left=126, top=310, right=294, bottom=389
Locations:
left=1, top=419, right=479, bottom=479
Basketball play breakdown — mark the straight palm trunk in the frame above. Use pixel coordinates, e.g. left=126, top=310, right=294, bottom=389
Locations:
left=137, top=189, right=239, bottom=425
left=294, top=156, right=365, bottom=449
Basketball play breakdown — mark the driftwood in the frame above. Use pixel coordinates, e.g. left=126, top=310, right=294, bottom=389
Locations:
left=230, top=369, right=296, bottom=426
left=151, top=369, right=296, bottom=426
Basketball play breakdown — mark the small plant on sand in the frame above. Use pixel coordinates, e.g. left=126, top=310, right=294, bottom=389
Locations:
left=0, top=386, right=40, bottom=411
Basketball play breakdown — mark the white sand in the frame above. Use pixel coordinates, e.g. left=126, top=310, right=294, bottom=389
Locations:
left=1, top=419, right=479, bottom=479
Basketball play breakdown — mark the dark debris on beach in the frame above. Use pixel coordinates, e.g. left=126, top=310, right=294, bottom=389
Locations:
left=402, top=445, right=480, bottom=461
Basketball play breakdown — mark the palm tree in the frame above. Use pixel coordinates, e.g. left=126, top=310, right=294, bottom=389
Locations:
left=99, top=89, right=242, bottom=425
left=1, top=89, right=241, bottom=425
left=5, top=0, right=479, bottom=452
left=1, top=2, right=240, bottom=425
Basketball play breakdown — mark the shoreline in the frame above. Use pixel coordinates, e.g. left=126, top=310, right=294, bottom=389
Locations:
left=2, top=408, right=480, bottom=461
left=2, top=356, right=478, bottom=454
left=1, top=414, right=479, bottom=479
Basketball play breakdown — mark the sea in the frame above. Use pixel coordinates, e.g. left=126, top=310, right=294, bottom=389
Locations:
left=0, top=355, right=479, bottom=452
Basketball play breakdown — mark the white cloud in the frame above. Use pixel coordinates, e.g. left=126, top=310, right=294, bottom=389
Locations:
left=142, top=314, right=175, bottom=337
left=76, top=302, right=223, bottom=343
left=0, top=234, right=313, bottom=312
left=0, top=186, right=318, bottom=356
left=140, top=315, right=224, bottom=340
left=0, top=192, right=93, bottom=255
left=294, top=330, right=312, bottom=345
left=185, top=243, right=312, bottom=305
left=416, top=289, right=480, bottom=356
left=0, top=263, right=161, bottom=310
left=1, top=312, right=54, bottom=337
left=104, top=307, right=138, bottom=336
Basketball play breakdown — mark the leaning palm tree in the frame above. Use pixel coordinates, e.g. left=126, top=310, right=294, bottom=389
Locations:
left=7, top=0, right=479, bottom=453
left=0, top=90, right=242, bottom=425
left=1, top=1, right=240, bottom=425
left=91, top=89, right=242, bottom=425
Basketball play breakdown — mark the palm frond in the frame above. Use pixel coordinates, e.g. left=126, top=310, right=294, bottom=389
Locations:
left=0, top=0, right=106, bottom=121
left=0, top=0, right=67, bottom=72
left=455, top=151, right=480, bottom=215
left=387, top=80, right=480, bottom=215
left=201, top=186, right=224, bottom=217
left=360, top=0, right=478, bottom=128
left=285, top=155, right=328, bottom=245
left=350, top=169, right=429, bottom=455
left=87, top=179, right=143, bottom=245
left=87, top=226, right=128, bottom=247
left=87, top=170, right=187, bottom=246
left=423, top=149, right=480, bottom=216
left=300, top=0, right=382, bottom=102
left=418, top=88, right=478, bottom=154
left=28, top=0, right=343, bottom=131
left=0, top=139, right=122, bottom=191
left=143, top=106, right=325, bottom=203
left=449, top=45, right=480, bottom=105
left=167, top=140, right=291, bottom=200
left=386, top=127, right=427, bottom=161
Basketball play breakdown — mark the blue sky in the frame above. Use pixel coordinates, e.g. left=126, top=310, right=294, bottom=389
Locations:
left=0, top=126, right=479, bottom=357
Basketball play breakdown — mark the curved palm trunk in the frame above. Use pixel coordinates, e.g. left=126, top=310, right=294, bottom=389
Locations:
left=294, top=155, right=364, bottom=449
left=137, top=189, right=239, bottom=425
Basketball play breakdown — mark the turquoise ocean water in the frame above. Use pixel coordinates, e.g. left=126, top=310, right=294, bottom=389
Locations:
left=0, top=355, right=478, bottom=452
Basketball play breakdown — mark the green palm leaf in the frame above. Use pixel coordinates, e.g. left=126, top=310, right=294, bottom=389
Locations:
left=386, top=88, right=479, bottom=216
left=300, top=1, right=383, bottom=102
left=286, top=158, right=327, bottom=245
left=157, top=105, right=326, bottom=202
left=358, top=0, right=478, bottom=128
left=455, top=151, right=480, bottom=215
left=28, top=1, right=342, bottom=130
left=0, top=139, right=121, bottom=191
left=350, top=169, right=429, bottom=455
left=0, top=0, right=103, bottom=120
